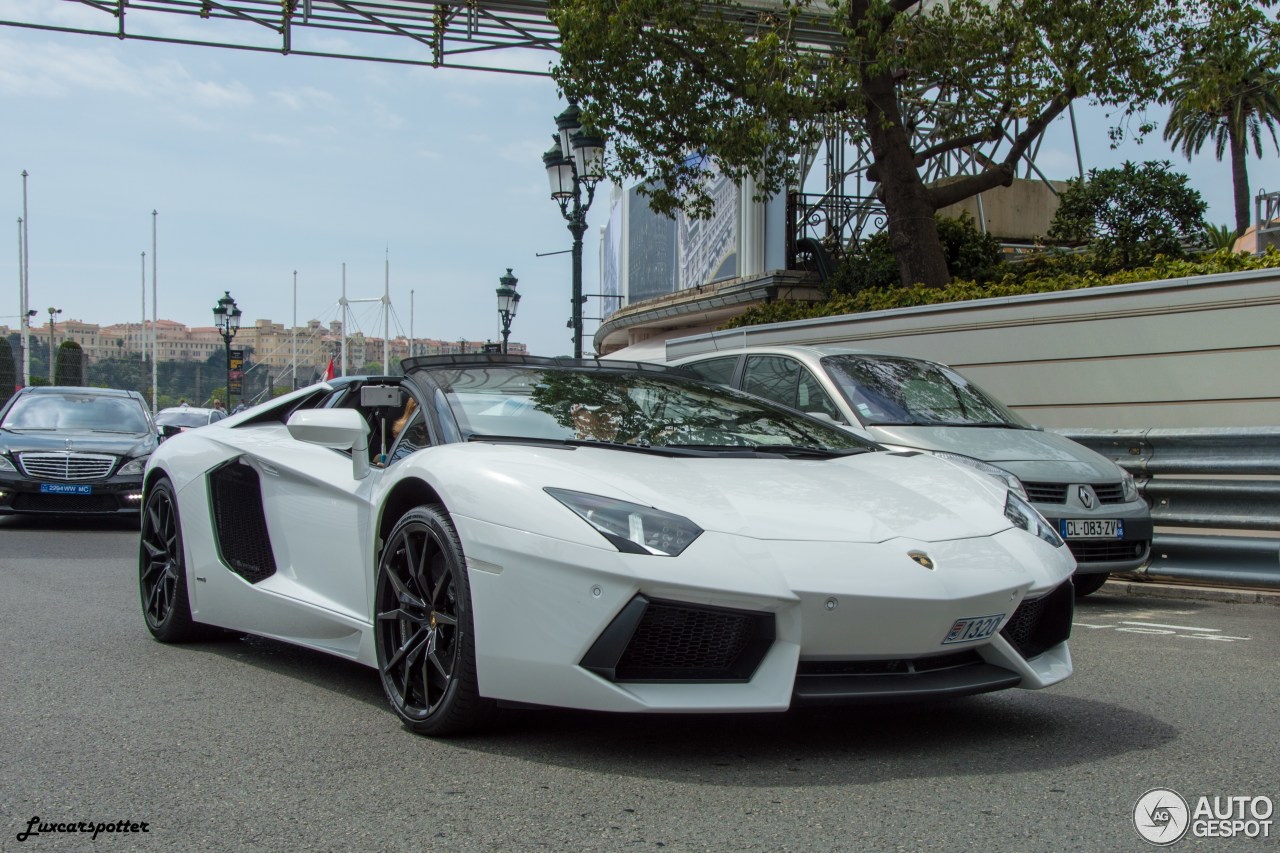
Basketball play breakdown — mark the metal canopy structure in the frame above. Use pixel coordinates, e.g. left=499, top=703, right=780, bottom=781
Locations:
left=5, top=0, right=1077, bottom=270
left=1, top=0, right=567, bottom=74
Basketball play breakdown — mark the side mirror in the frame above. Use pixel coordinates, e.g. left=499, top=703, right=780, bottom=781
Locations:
left=159, top=424, right=183, bottom=441
left=287, top=409, right=371, bottom=480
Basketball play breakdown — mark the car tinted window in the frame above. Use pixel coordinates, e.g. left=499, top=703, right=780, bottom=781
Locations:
left=2, top=393, right=151, bottom=433
left=795, top=369, right=844, bottom=422
left=823, top=355, right=1029, bottom=427
left=743, top=356, right=801, bottom=408
left=387, top=408, right=430, bottom=465
left=156, top=410, right=212, bottom=428
left=683, top=356, right=738, bottom=387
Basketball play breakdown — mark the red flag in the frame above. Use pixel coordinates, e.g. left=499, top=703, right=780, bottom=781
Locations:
left=323, top=357, right=335, bottom=381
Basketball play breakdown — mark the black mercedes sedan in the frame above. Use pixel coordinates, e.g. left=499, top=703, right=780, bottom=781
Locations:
left=0, top=386, right=158, bottom=516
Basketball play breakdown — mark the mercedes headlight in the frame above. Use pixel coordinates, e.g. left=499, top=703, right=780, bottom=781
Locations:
left=1121, top=470, right=1140, bottom=503
left=1004, top=491, right=1063, bottom=547
left=545, top=488, right=703, bottom=557
left=0, top=455, right=15, bottom=474
left=930, top=451, right=1026, bottom=498
left=117, top=456, right=149, bottom=477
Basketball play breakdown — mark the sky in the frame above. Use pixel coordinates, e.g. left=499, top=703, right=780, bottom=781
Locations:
left=1, top=1, right=1275, bottom=358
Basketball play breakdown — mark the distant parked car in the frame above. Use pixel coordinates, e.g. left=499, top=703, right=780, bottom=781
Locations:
left=669, top=344, right=1152, bottom=596
left=155, top=405, right=225, bottom=437
left=0, top=386, right=157, bottom=516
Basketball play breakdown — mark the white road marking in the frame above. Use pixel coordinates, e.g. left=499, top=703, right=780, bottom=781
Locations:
left=1119, top=621, right=1219, bottom=632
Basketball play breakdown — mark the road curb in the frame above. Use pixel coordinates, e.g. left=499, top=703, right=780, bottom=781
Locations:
left=1102, top=578, right=1280, bottom=606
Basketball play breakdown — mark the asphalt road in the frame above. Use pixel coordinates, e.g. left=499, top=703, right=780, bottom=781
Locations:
left=1, top=516, right=1277, bottom=852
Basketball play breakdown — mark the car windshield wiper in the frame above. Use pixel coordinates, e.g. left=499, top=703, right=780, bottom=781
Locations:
left=940, top=421, right=1024, bottom=429
left=665, top=443, right=866, bottom=459
left=465, top=434, right=715, bottom=457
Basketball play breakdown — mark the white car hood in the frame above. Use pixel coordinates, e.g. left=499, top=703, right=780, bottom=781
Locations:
left=438, top=444, right=1010, bottom=544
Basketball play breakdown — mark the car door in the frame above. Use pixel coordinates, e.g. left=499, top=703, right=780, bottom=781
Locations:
left=193, top=386, right=393, bottom=655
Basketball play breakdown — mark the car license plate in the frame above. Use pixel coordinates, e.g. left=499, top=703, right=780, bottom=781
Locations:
left=942, top=614, right=1005, bottom=645
left=1060, top=518, right=1123, bottom=539
left=40, top=483, right=93, bottom=495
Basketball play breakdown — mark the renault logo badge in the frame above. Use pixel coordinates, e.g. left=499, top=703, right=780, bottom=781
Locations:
left=908, top=551, right=935, bottom=570
left=1078, top=485, right=1095, bottom=509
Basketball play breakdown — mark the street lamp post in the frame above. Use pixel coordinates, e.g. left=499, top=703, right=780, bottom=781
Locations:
left=212, top=291, right=242, bottom=411
left=496, top=268, right=521, bottom=353
left=47, top=307, right=61, bottom=384
left=543, top=102, right=605, bottom=359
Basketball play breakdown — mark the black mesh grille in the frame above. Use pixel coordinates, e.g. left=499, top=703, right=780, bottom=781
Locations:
left=1093, top=483, right=1127, bottom=504
left=1023, top=482, right=1068, bottom=504
left=1001, top=582, right=1074, bottom=660
left=11, top=493, right=121, bottom=513
left=583, top=597, right=775, bottom=683
left=797, top=650, right=983, bottom=677
left=1067, top=539, right=1149, bottom=563
left=209, top=461, right=277, bottom=584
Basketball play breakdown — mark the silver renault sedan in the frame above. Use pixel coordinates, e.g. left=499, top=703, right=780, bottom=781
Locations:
left=670, top=344, right=1151, bottom=596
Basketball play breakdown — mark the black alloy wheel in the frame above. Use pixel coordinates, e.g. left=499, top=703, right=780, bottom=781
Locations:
left=139, top=478, right=206, bottom=642
left=374, top=505, right=490, bottom=736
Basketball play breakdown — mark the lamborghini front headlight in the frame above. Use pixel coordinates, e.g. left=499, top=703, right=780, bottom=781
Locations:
left=545, top=488, right=703, bottom=557
left=1004, top=490, right=1064, bottom=548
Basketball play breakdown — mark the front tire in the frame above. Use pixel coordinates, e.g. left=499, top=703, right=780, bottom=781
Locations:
left=374, top=505, right=491, bottom=736
left=1073, top=571, right=1110, bottom=597
left=139, top=477, right=208, bottom=642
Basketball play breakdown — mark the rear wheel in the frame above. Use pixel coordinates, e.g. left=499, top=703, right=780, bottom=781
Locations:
left=374, top=505, right=491, bottom=736
left=1073, top=572, right=1110, bottom=598
left=139, top=478, right=209, bottom=641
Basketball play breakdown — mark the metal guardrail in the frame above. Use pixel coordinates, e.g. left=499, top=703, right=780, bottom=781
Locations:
left=1055, top=427, right=1280, bottom=588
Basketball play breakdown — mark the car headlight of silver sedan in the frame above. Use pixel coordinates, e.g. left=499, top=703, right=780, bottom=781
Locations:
left=1004, top=491, right=1064, bottom=548
left=117, top=456, right=150, bottom=477
left=0, top=455, right=15, bottom=474
left=545, top=488, right=703, bottom=557
left=1121, top=470, right=1140, bottom=503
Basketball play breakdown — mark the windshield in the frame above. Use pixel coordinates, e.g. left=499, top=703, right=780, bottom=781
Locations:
left=2, top=393, right=153, bottom=433
left=422, top=365, right=875, bottom=454
left=823, top=355, right=1030, bottom=428
left=156, top=410, right=211, bottom=428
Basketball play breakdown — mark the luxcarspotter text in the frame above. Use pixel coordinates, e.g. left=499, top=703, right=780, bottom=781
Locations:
left=17, top=816, right=150, bottom=842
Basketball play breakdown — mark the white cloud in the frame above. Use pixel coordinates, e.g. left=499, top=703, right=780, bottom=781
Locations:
left=0, top=35, right=253, bottom=107
left=269, top=86, right=335, bottom=111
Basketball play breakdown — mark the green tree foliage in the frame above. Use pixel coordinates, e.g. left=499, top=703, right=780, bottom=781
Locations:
left=550, top=0, right=1193, bottom=290
left=54, top=340, right=85, bottom=386
left=1162, top=8, right=1280, bottom=236
left=1048, top=161, right=1208, bottom=267
left=828, top=214, right=1003, bottom=295
left=0, top=336, right=15, bottom=408
left=724, top=247, right=1280, bottom=328
left=1203, top=223, right=1240, bottom=250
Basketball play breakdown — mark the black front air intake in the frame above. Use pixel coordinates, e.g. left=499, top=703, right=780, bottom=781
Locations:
left=581, top=596, right=775, bottom=683
left=208, top=460, right=277, bottom=584
left=1001, top=580, right=1074, bottom=660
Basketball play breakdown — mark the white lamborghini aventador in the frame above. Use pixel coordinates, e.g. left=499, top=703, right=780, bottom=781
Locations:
left=139, top=355, right=1075, bottom=736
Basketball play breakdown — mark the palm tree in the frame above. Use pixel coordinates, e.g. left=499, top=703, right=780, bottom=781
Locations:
left=1163, top=32, right=1280, bottom=237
